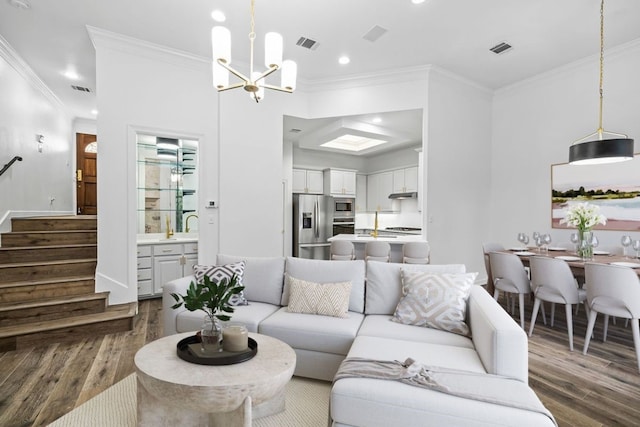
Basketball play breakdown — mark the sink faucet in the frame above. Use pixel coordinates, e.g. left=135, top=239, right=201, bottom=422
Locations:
left=165, top=214, right=174, bottom=239
left=185, top=214, right=199, bottom=233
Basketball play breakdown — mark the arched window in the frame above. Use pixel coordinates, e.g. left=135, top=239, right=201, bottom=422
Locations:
left=85, top=141, right=97, bottom=153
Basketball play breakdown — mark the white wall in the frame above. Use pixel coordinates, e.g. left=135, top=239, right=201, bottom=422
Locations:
left=491, top=40, right=640, bottom=252
left=0, top=37, right=73, bottom=230
left=426, top=68, right=493, bottom=280
left=91, top=28, right=219, bottom=304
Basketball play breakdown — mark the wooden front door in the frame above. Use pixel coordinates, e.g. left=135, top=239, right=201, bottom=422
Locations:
left=76, top=133, right=97, bottom=215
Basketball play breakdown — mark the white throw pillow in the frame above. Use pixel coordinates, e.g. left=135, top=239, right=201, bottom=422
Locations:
left=192, top=261, right=248, bottom=306
left=286, top=275, right=352, bottom=318
left=391, top=271, right=478, bottom=336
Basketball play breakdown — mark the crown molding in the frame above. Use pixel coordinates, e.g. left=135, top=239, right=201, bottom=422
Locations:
left=86, top=26, right=209, bottom=72
left=496, top=36, right=640, bottom=96
left=300, top=65, right=431, bottom=93
left=0, top=34, right=65, bottom=110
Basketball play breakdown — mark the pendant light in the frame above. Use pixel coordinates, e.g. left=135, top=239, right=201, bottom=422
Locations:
left=568, top=0, right=634, bottom=165
left=211, top=0, right=297, bottom=103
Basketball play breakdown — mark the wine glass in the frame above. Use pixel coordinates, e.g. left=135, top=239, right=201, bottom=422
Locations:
left=534, top=235, right=543, bottom=253
left=621, top=235, right=632, bottom=258
left=570, top=232, right=579, bottom=254
left=542, top=233, right=552, bottom=254
left=590, top=234, right=599, bottom=251
left=633, top=240, right=640, bottom=259
left=517, top=233, right=528, bottom=249
left=532, top=232, right=540, bottom=244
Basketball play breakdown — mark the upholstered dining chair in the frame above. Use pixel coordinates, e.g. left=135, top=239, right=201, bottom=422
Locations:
left=402, top=241, right=430, bottom=264
left=482, top=242, right=505, bottom=294
left=583, top=262, right=640, bottom=372
left=330, top=240, right=355, bottom=261
left=528, top=256, right=587, bottom=351
left=489, top=251, right=532, bottom=329
left=365, top=241, right=391, bottom=263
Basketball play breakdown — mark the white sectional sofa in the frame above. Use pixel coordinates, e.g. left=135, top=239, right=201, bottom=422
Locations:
left=163, top=255, right=556, bottom=427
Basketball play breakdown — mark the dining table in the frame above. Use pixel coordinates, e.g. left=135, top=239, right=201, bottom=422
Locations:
left=501, top=246, right=640, bottom=280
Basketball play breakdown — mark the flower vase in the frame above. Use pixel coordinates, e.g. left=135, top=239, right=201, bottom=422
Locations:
left=200, top=315, right=223, bottom=354
left=578, top=230, right=594, bottom=261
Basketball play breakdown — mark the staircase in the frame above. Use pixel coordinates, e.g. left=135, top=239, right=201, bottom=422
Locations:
left=0, top=216, right=136, bottom=352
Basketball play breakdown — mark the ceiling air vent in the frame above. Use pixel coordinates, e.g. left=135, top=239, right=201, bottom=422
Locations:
left=71, top=85, right=92, bottom=93
left=363, top=25, right=388, bottom=42
left=289, top=128, right=302, bottom=134
left=489, top=42, right=512, bottom=55
left=296, top=37, right=319, bottom=50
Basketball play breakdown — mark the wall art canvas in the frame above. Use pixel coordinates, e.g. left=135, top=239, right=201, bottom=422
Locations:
left=552, top=154, right=640, bottom=231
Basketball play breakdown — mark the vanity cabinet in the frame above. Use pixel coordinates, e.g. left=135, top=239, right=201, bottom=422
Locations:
left=324, top=168, right=356, bottom=197
left=292, top=168, right=323, bottom=194
left=137, top=241, right=198, bottom=299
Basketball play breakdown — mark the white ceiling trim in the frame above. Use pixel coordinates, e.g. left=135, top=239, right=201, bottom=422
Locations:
left=0, top=34, right=65, bottom=111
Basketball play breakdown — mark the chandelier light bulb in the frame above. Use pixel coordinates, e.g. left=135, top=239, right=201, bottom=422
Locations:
left=211, top=26, right=231, bottom=64
left=281, top=60, right=297, bottom=91
left=264, top=32, right=283, bottom=68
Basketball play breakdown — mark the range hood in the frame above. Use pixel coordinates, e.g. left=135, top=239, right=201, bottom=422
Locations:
left=388, top=192, right=418, bottom=200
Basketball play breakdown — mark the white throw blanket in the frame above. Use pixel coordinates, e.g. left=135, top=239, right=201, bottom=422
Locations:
left=334, top=357, right=557, bottom=426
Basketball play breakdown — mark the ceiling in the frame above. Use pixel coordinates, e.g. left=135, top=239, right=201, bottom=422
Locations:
left=2, top=0, right=640, bottom=153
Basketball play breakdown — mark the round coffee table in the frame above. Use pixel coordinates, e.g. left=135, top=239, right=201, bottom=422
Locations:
left=135, top=332, right=296, bottom=427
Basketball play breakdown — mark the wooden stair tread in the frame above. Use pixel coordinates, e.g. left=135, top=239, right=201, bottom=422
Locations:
left=0, top=302, right=136, bottom=338
left=0, top=292, right=109, bottom=312
left=0, top=258, right=97, bottom=269
left=3, top=230, right=96, bottom=235
left=0, top=275, right=95, bottom=289
left=0, top=243, right=96, bottom=252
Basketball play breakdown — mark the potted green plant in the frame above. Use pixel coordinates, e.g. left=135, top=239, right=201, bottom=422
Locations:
left=171, top=274, right=245, bottom=353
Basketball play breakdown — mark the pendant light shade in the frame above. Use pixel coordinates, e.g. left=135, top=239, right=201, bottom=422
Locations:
left=569, top=138, right=634, bottom=165
left=264, top=32, right=283, bottom=68
left=281, top=60, right=297, bottom=91
left=568, top=0, right=634, bottom=165
left=211, top=27, right=231, bottom=64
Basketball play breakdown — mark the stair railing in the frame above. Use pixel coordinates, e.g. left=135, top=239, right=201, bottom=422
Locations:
left=0, top=156, right=22, bottom=177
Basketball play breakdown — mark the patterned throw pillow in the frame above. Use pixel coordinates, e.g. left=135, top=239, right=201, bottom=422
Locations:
left=287, top=275, right=352, bottom=318
left=391, top=270, right=478, bottom=336
left=192, top=261, right=248, bottom=306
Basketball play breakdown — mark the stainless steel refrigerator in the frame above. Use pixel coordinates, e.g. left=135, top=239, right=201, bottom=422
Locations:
left=293, top=194, right=333, bottom=260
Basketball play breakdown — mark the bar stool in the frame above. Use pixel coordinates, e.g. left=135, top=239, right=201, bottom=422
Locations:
left=402, top=241, right=430, bottom=264
left=330, top=241, right=355, bottom=260
left=365, top=241, right=391, bottom=263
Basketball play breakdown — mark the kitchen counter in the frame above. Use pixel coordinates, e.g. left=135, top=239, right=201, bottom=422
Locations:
left=137, top=233, right=198, bottom=244
left=328, top=234, right=427, bottom=262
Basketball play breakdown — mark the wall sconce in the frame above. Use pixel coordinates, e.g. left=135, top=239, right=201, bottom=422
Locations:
left=37, top=134, right=44, bottom=153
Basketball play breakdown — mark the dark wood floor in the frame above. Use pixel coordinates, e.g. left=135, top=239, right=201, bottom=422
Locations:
left=0, top=297, right=639, bottom=426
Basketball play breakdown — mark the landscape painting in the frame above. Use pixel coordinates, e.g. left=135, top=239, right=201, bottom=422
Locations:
left=551, top=154, right=640, bottom=231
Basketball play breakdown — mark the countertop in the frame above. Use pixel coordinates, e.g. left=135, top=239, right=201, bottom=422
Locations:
left=137, top=233, right=198, bottom=245
left=328, top=233, right=426, bottom=244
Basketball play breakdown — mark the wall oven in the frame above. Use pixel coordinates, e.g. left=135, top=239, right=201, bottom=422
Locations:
left=332, top=217, right=355, bottom=236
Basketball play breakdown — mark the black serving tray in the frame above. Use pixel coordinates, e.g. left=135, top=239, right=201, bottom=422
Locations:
left=177, top=335, right=258, bottom=365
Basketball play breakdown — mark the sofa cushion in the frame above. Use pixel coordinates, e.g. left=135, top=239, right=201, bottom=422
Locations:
left=391, top=271, right=477, bottom=336
left=175, top=301, right=280, bottom=334
left=282, top=257, right=365, bottom=314
left=216, top=254, right=285, bottom=305
left=365, top=261, right=467, bottom=315
left=259, top=307, right=364, bottom=355
left=287, top=275, right=352, bottom=318
left=192, top=261, right=248, bottom=306
left=357, top=315, right=474, bottom=349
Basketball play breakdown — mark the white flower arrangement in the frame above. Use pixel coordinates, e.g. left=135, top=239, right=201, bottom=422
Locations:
left=560, top=202, right=607, bottom=231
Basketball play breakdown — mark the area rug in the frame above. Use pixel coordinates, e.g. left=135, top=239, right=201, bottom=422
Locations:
left=48, top=374, right=331, bottom=427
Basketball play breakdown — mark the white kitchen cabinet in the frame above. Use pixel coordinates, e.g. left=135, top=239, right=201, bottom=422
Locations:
left=392, top=166, right=418, bottom=193
left=355, top=174, right=367, bottom=213
left=324, top=169, right=356, bottom=197
left=292, top=168, right=323, bottom=194
left=137, top=241, right=198, bottom=299
left=367, top=171, right=396, bottom=212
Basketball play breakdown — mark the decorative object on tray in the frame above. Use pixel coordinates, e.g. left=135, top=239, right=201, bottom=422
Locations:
left=176, top=335, right=258, bottom=365
left=559, top=202, right=607, bottom=260
left=171, top=274, right=245, bottom=354
left=222, top=322, right=249, bottom=352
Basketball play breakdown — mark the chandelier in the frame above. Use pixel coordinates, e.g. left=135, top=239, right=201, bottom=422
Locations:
left=211, top=0, right=297, bottom=103
left=568, top=0, right=634, bottom=165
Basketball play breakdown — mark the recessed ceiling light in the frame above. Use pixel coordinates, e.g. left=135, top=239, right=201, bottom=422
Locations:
left=211, top=10, right=226, bottom=22
left=411, top=0, right=426, bottom=4
left=372, top=117, right=382, bottom=124
left=63, top=70, right=79, bottom=80
left=91, top=109, right=98, bottom=116
left=338, top=56, right=350, bottom=65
